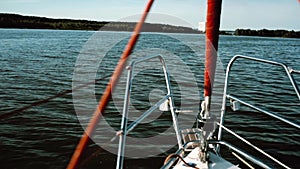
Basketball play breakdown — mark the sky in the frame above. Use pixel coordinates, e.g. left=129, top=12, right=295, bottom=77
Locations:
left=0, top=0, right=299, bottom=31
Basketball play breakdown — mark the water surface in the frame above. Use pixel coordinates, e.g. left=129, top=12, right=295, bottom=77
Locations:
left=0, top=29, right=299, bottom=168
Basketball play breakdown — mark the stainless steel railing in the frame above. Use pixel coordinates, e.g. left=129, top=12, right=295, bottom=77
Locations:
left=116, top=55, right=299, bottom=169
left=217, top=55, right=300, bottom=169
left=116, top=55, right=183, bottom=169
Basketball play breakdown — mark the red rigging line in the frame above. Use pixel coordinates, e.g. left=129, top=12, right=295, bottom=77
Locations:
left=66, top=0, right=155, bottom=169
left=204, top=0, right=222, bottom=97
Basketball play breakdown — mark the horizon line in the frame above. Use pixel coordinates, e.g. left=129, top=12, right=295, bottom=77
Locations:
left=1, top=12, right=300, bottom=32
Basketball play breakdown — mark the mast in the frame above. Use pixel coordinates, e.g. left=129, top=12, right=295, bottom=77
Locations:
left=203, top=0, right=222, bottom=117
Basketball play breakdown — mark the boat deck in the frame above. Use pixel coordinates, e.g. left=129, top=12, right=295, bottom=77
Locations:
left=173, top=148, right=239, bottom=169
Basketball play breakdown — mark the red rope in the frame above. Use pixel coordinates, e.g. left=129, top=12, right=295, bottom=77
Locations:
left=204, top=0, right=222, bottom=97
left=66, top=0, right=155, bottom=168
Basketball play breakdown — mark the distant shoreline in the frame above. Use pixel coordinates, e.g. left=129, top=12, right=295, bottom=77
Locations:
left=233, top=29, right=300, bottom=39
left=0, top=13, right=200, bottom=34
left=0, top=13, right=299, bottom=38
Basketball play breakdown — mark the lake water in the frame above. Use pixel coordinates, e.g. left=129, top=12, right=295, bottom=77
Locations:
left=0, top=29, right=299, bottom=168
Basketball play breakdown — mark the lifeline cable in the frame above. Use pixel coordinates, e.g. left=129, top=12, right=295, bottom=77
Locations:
left=232, top=152, right=254, bottom=169
left=66, top=0, right=155, bottom=168
left=217, top=122, right=290, bottom=169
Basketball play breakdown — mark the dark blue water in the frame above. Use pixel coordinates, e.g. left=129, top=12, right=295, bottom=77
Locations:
left=0, top=29, right=299, bottom=168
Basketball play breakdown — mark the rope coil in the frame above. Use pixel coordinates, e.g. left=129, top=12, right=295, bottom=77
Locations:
left=164, top=153, right=200, bottom=169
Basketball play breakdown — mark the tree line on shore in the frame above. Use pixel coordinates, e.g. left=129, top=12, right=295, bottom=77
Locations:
left=1, top=13, right=299, bottom=38
left=234, top=29, right=300, bottom=38
left=0, top=13, right=199, bottom=34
